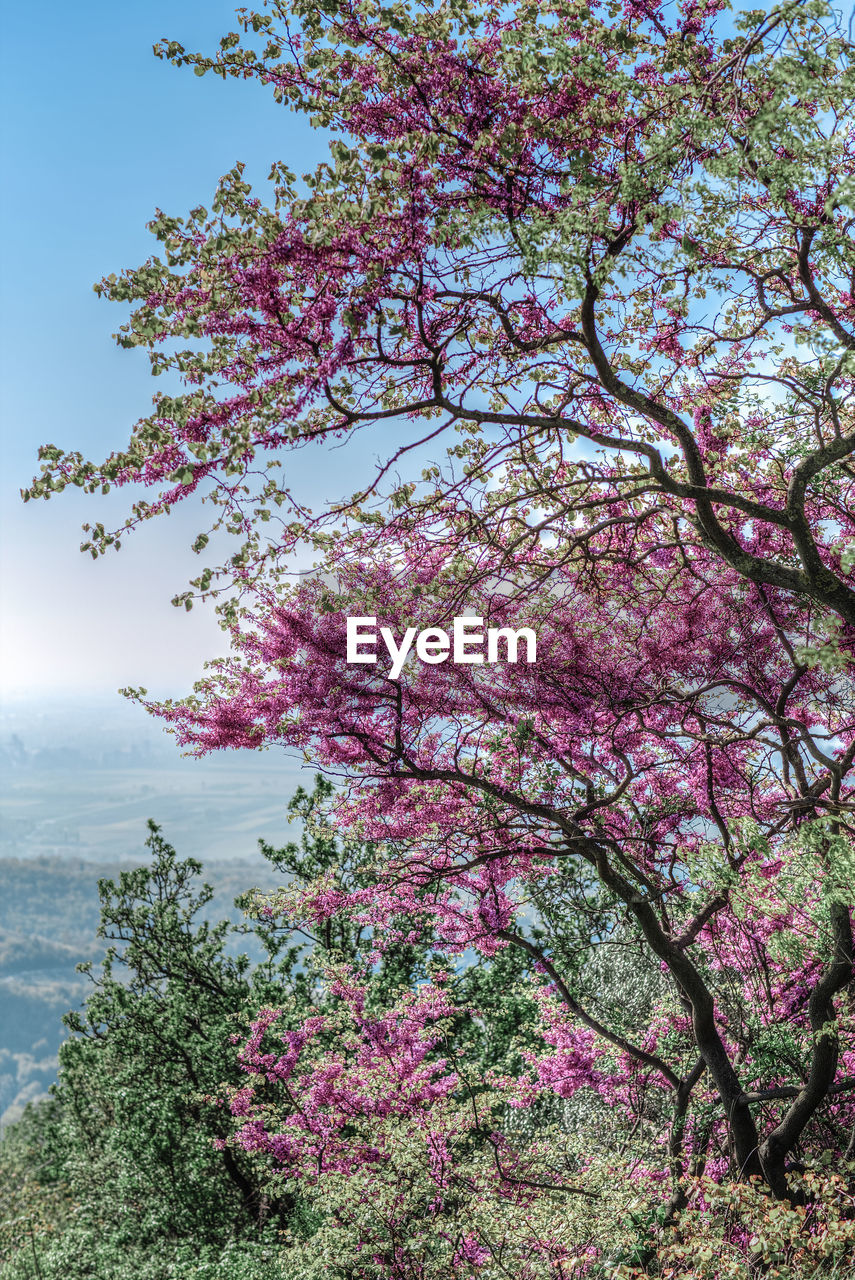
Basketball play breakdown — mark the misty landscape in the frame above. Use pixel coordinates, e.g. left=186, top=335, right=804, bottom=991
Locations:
left=0, top=696, right=305, bottom=1126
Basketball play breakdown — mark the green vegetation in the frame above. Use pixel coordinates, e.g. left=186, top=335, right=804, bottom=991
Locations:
left=0, top=780, right=537, bottom=1280
left=0, top=855, right=294, bottom=1125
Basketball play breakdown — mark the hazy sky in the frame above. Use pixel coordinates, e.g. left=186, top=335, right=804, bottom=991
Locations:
left=0, top=0, right=332, bottom=700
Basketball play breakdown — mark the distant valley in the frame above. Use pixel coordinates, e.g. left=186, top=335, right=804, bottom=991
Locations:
left=0, top=696, right=308, bottom=1125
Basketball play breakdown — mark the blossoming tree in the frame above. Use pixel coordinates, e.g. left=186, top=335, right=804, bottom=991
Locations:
left=27, top=0, right=855, bottom=1237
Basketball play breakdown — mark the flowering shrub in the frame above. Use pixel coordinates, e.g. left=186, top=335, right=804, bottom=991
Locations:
left=613, top=1164, right=855, bottom=1280
left=223, top=963, right=641, bottom=1278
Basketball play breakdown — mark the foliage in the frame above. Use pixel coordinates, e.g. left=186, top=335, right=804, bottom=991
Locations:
left=26, top=0, right=855, bottom=633
left=0, top=781, right=545, bottom=1278
left=0, top=785, right=342, bottom=1278
left=18, top=0, right=855, bottom=1272
left=614, top=1164, right=855, bottom=1279
left=0, top=1102, right=71, bottom=1279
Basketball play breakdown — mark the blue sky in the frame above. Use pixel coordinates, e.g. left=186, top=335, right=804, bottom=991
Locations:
left=0, top=0, right=328, bottom=699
